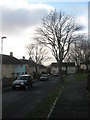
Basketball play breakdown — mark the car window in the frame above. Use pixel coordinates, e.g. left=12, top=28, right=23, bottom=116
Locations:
left=18, top=76, right=28, bottom=80
left=42, top=74, right=47, bottom=77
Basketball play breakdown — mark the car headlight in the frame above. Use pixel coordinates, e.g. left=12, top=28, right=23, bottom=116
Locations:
left=21, top=82, right=24, bottom=85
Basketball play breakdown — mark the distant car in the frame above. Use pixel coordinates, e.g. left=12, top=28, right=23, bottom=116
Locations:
left=53, top=73, right=58, bottom=76
left=12, top=74, right=34, bottom=90
left=40, top=74, right=49, bottom=81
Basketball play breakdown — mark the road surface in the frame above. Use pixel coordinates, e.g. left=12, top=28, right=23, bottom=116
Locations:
left=2, top=76, right=59, bottom=119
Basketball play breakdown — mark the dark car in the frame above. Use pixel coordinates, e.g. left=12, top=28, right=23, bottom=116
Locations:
left=12, top=74, right=34, bottom=90
left=40, top=74, right=49, bottom=81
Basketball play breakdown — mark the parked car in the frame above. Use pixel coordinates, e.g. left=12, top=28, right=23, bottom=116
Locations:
left=40, top=74, right=49, bottom=81
left=12, top=74, right=34, bottom=90
left=53, top=73, right=59, bottom=76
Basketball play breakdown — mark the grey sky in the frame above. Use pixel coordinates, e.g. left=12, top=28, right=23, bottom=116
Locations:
left=2, top=3, right=54, bottom=35
left=0, top=0, right=88, bottom=65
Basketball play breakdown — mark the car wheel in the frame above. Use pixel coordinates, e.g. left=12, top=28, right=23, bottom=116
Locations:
left=25, top=85, right=28, bottom=90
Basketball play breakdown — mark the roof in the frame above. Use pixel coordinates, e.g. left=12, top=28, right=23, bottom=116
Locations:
left=81, top=61, right=90, bottom=64
left=20, top=59, right=37, bottom=67
left=38, top=64, right=47, bottom=69
left=51, top=62, right=75, bottom=67
left=0, top=54, right=24, bottom=65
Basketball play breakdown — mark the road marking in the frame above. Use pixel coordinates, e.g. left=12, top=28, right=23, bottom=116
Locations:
left=47, top=86, right=64, bottom=119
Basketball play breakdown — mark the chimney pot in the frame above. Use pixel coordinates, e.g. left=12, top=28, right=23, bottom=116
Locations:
left=10, top=52, right=13, bottom=56
left=23, top=56, right=25, bottom=60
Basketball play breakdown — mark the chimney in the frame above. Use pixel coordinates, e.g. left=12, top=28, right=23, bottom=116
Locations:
left=10, top=52, right=13, bottom=57
left=23, top=56, right=25, bottom=60
left=29, top=57, right=32, bottom=60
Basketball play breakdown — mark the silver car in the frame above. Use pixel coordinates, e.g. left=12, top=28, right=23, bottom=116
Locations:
left=12, top=74, right=34, bottom=90
left=40, top=74, right=48, bottom=81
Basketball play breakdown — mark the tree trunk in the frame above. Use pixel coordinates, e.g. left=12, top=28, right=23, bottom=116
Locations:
left=77, top=64, right=80, bottom=73
left=86, top=64, right=88, bottom=73
left=58, top=60, right=63, bottom=84
left=35, top=65, right=38, bottom=79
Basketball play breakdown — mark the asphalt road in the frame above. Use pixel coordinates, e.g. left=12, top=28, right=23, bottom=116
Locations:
left=2, top=76, right=59, bottom=119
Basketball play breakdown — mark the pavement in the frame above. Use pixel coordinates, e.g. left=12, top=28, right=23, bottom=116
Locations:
left=49, top=74, right=89, bottom=119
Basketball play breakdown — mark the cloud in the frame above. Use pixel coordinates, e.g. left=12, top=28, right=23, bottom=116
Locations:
left=77, top=15, right=88, bottom=25
left=1, top=1, right=54, bottom=35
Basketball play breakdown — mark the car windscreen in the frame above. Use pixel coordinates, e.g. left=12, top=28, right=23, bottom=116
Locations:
left=17, top=76, right=29, bottom=80
left=41, top=74, right=47, bottom=77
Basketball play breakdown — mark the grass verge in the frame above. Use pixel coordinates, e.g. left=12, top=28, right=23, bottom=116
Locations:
left=74, top=73, right=88, bottom=81
left=26, top=84, right=62, bottom=119
left=26, top=75, right=67, bottom=119
left=85, top=90, right=90, bottom=102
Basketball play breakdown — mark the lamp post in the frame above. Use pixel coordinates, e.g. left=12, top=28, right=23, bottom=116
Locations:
left=0, top=36, right=7, bottom=80
left=0, top=36, right=7, bottom=120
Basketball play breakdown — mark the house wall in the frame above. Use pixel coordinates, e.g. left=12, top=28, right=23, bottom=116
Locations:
left=67, top=66, right=76, bottom=74
left=25, top=64, right=36, bottom=75
left=38, top=68, right=47, bottom=74
left=51, top=67, right=58, bottom=74
left=25, top=64, right=29, bottom=73
left=15, top=64, right=25, bottom=76
left=51, top=66, right=76, bottom=74
left=28, top=67, right=36, bottom=75
left=2, top=64, right=16, bottom=78
left=2, top=64, right=26, bottom=78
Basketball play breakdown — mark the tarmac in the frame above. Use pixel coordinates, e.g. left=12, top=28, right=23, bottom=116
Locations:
left=49, top=74, right=89, bottom=119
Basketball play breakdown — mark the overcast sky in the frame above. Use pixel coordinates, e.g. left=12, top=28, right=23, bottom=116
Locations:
left=0, top=0, right=89, bottom=65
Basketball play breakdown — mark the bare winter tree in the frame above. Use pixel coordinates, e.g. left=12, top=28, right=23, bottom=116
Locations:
left=26, top=43, right=51, bottom=69
left=66, top=41, right=84, bottom=72
left=65, top=37, right=90, bottom=72
left=34, top=10, right=84, bottom=82
left=80, top=39, right=90, bottom=72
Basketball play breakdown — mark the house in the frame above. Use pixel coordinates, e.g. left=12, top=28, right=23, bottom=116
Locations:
left=20, top=57, right=37, bottom=75
left=66, top=62, right=76, bottom=74
left=21, top=57, right=48, bottom=75
left=38, top=64, right=47, bottom=74
left=1, top=52, right=25, bottom=79
left=50, top=63, right=59, bottom=75
left=51, top=62, right=76, bottom=74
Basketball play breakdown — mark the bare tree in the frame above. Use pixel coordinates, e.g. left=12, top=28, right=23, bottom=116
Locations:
left=66, top=42, right=83, bottom=72
left=34, top=10, right=84, bottom=82
left=80, top=39, right=90, bottom=72
left=26, top=43, right=51, bottom=67
left=65, top=37, right=90, bottom=72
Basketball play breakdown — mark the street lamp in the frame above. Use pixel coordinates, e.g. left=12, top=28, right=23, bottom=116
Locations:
left=0, top=36, right=7, bottom=80
left=1, top=36, right=7, bottom=54
left=0, top=36, right=7, bottom=120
